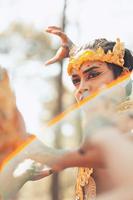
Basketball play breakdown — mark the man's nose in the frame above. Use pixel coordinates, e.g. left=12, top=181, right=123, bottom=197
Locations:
left=75, top=80, right=91, bottom=101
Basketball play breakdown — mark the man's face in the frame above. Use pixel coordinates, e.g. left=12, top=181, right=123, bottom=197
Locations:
left=71, top=61, right=115, bottom=102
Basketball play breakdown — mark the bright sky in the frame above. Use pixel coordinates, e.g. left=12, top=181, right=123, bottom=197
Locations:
left=0, top=0, right=133, bottom=45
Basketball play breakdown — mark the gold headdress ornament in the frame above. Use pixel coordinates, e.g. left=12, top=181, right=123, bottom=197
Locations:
left=67, top=38, right=126, bottom=75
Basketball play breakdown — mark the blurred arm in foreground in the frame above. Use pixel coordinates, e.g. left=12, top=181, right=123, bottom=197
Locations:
left=52, top=127, right=133, bottom=200
left=0, top=67, right=66, bottom=200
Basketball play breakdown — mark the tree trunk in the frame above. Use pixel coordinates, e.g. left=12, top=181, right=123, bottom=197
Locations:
left=51, top=1, right=67, bottom=200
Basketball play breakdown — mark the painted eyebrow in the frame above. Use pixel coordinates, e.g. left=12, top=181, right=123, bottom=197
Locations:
left=71, top=74, right=80, bottom=78
left=82, top=66, right=99, bottom=74
left=71, top=66, right=100, bottom=78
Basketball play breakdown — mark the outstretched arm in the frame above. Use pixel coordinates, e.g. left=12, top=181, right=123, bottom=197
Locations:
left=0, top=66, right=69, bottom=199
left=0, top=134, right=68, bottom=200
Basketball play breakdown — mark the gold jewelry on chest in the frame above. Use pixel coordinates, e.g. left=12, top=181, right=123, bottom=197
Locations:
left=75, top=168, right=96, bottom=200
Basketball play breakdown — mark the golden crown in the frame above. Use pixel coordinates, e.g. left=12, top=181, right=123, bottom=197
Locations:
left=67, top=38, right=125, bottom=75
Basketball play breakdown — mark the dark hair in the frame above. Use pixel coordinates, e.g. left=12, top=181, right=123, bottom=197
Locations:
left=108, top=48, right=133, bottom=78
left=74, top=38, right=133, bottom=79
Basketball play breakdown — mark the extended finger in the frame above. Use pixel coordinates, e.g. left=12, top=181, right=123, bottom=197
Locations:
left=45, top=29, right=68, bottom=43
left=31, top=168, right=53, bottom=181
left=45, top=47, right=68, bottom=65
left=46, top=26, right=62, bottom=31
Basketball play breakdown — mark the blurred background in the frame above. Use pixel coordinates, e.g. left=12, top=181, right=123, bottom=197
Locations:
left=0, top=0, right=133, bottom=199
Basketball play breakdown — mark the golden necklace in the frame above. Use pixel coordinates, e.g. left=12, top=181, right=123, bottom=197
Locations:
left=75, top=168, right=96, bottom=200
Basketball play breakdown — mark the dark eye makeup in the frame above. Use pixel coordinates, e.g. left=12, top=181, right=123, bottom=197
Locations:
left=71, top=66, right=103, bottom=86
left=85, top=71, right=102, bottom=80
left=72, top=77, right=80, bottom=86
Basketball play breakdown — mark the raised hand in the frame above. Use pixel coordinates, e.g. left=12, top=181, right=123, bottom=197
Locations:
left=45, top=26, right=75, bottom=65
